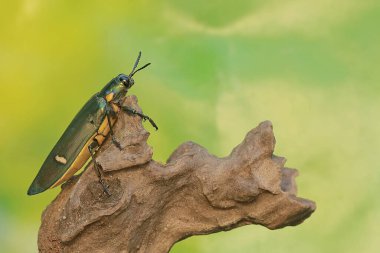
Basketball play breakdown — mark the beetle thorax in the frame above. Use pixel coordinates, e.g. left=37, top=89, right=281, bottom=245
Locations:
left=105, top=86, right=128, bottom=103
left=99, top=76, right=130, bottom=102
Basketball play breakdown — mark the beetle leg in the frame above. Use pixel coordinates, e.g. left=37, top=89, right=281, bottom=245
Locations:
left=88, top=140, right=111, bottom=196
left=120, top=105, right=158, bottom=130
left=105, top=105, right=122, bottom=150
left=106, top=113, right=122, bottom=150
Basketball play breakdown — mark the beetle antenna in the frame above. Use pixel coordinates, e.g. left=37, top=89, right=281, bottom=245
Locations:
left=129, top=51, right=151, bottom=78
left=130, top=62, right=151, bottom=77
left=130, top=51, right=142, bottom=76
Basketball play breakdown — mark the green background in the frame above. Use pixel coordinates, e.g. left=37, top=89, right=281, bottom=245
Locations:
left=1, top=0, right=380, bottom=252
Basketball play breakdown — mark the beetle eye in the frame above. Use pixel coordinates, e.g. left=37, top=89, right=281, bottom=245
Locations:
left=119, top=77, right=127, bottom=85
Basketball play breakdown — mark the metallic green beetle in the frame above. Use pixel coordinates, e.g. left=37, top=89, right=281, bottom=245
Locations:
left=27, top=52, right=157, bottom=196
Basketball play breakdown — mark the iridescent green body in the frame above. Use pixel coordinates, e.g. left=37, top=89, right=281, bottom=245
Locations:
left=27, top=53, right=156, bottom=195
left=28, top=52, right=158, bottom=195
left=27, top=74, right=129, bottom=195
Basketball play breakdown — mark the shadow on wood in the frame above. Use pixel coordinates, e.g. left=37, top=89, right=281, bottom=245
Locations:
left=38, top=95, right=316, bottom=253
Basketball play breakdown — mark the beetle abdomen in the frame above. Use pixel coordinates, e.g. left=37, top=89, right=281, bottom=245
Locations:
left=27, top=95, right=108, bottom=195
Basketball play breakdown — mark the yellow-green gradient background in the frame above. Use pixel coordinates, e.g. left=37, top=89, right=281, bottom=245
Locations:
left=1, top=1, right=380, bottom=252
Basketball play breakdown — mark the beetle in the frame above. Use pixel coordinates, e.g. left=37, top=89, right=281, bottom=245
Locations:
left=27, top=52, right=157, bottom=196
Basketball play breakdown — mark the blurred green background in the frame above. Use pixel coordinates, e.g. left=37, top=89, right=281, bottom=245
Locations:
left=1, top=0, right=380, bottom=252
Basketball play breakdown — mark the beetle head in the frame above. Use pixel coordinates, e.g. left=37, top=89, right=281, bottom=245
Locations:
left=121, top=51, right=150, bottom=89
left=119, top=74, right=134, bottom=89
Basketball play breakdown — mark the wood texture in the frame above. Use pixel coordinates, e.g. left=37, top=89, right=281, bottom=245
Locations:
left=38, top=95, right=316, bottom=253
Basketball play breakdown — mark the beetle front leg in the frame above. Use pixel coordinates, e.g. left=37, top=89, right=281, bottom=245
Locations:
left=88, top=140, right=111, bottom=196
left=120, top=105, right=158, bottom=130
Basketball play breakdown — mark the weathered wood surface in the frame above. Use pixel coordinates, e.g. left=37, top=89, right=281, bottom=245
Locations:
left=38, top=95, right=316, bottom=253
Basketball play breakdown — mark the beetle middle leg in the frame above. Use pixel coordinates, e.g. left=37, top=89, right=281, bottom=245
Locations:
left=88, top=140, right=111, bottom=196
left=105, top=104, right=122, bottom=150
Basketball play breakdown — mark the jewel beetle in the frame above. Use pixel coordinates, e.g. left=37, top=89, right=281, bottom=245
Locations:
left=27, top=52, right=157, bottom=196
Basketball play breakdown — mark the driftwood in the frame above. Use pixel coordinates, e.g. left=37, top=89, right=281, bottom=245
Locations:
left=38, top=95, right=316, bottom=253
